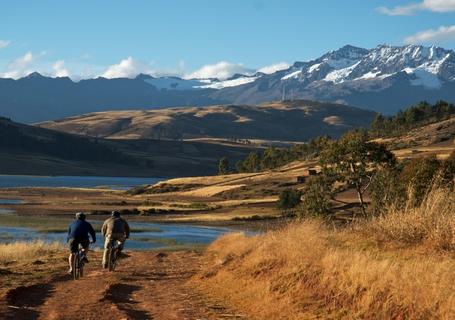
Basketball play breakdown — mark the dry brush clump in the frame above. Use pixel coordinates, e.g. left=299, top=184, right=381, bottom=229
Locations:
left=0, top=240, right=63, bottom=263
left=195, top=210, right=455, bottom=319
left=363, top=187, right=455, bottom=251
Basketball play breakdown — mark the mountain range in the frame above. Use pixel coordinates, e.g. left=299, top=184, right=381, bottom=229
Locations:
left=1, top=44, right=455, bottom=123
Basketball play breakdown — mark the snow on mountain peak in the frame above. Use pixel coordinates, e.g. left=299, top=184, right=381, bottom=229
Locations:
left=136, top=44, right=454, bottom=91
left=279, top=44, right=454, bottom=89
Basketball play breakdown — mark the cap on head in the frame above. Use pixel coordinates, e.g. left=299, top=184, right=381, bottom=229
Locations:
left=76, top=212, right=86, bottom=220
left=111, top=210, right=120, bottom=218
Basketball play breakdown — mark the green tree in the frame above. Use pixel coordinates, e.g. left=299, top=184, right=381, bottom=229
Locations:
left=242, top=151, right=261, bottom=173
left=218, top=157, right=230, bottom=175
left=371, top=113, right=385, bottom=135
left=299, top=175, right=332, bottom=218
left=276, top=188, right=302, bottom=214
left=320, top=129, right=396, bottom=218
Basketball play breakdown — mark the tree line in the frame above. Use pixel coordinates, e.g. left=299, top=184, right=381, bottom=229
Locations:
left=219, top=100, right=455, bottom=175
left=370, top=100, right=455, bottom=137
left=219, top=136, right=331, bottom=174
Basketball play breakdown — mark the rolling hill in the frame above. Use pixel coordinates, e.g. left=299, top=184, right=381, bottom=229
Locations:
left=0, top=117, right=258, bottom=177
left=38, top=100, right=376, bottom=141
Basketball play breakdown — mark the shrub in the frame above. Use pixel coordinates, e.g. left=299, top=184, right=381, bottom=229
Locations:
left=369, top=167, right=406, bottom=215
left=299, top=175, right=332, bottom=218
left=218, top=157, right=230, bottom=175
left=400, top=156, right=441, bottom=206
left=276, top=188, right=302, bottom=214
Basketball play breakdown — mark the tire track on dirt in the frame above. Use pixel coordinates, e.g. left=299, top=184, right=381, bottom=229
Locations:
left=1, top=251, right=244, bottom=320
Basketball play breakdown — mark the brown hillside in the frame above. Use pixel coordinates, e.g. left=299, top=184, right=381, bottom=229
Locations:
left=38, top=100, right=375, bottom=141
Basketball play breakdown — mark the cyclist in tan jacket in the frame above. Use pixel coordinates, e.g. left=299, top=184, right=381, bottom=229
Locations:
left=101, top=211, right=130, bottom=269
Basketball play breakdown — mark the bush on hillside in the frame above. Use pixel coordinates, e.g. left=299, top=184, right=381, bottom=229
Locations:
left=369, top=154, right=455, bottom=215
left=299, top=175, right=332, bottom=218
left=276, top=188, right=302, bottom=214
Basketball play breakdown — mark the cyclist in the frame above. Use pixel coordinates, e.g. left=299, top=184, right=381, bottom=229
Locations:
left=101, top=211, right=130, bottom=269
left=67, top=212, right=96, bottom=274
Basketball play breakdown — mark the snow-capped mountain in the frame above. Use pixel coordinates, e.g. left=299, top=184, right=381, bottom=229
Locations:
left=209, top=44, right=455, bottom=114
left=276, top=44, right=454, bottom=88
left=140, top=44, right=454, bottom=92
left=136, top=72, right=262, bottom=90
left=1, top=44, right=455, bottom=123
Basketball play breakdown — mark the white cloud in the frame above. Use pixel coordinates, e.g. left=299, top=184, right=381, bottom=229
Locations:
left=405, top=24, right=455, bottom=44
left=2, top=51, right=34, bottom=79
left=257, top=62, right=290, bottom=74
left=185, top=61, right=253, bottom=80
left=101, top=56, right=153, bottom=78
left=423, top=0, right=455, bottom=12
left=52, top=60, right=70, bottom=77
left=378, top=0, right=455, bottom=15
left=377, top=3, right=421, bottom=15
left=0, top=40, right=10, bottom=49
left=9, top=51, right=33, bottom=69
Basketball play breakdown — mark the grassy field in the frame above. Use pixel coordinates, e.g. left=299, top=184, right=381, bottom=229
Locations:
left=192, top=187, right=455, bottom=319
left=0, top=241, right=63, bottom=264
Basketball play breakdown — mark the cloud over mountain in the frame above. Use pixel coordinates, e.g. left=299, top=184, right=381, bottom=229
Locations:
left=185, top=61, right=253, bottom=80
left=257, top=62, right=290, bottom=74
left=2, top=51, right=34, bottom=79
left=405, top=25, right=455, bottom=44
left=102, top=56, right=154, bottom=79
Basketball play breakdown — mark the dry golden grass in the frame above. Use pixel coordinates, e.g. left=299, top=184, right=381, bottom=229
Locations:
left=194, top=188, right=455, bottom=319
left=363, top=187, right=455, bottom=251
left=180, top=184, right=246, bottom=197
left=0, top=241, right=63, bottom=263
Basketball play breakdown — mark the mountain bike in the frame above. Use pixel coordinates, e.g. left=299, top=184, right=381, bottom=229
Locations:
left=72, top=244, right=87, bottom=280
left=107, top=239, right=122, bottom=272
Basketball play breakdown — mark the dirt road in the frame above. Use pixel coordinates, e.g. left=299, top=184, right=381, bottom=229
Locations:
left=0, top=251, right=245, bottom=320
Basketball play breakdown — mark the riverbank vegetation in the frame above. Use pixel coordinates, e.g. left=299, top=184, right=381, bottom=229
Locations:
left=0, top=241, right=63, bottom=263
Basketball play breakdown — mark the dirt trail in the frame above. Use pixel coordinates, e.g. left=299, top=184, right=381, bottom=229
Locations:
left=1, top=251, right=245, bottom=320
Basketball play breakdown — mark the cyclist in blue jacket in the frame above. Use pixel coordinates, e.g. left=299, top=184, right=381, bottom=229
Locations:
left=67, top=212, right=96, bottom=274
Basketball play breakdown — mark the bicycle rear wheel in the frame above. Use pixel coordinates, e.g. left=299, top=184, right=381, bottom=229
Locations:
left=72, top=253, right=79, bottom=280
left=78, top=259, right=84, bottom=278
left=108, top=248, right=117, bottom=271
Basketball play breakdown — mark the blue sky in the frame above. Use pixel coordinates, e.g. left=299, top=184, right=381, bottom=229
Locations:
left=1, top=0, right=455, bottom=79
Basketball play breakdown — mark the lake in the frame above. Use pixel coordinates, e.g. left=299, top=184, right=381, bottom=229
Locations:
left=0, top=175, right=162, bottom=189
left=0, top=174, right=242, bottom=250
left=0, top=220, right=233, bottom=250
